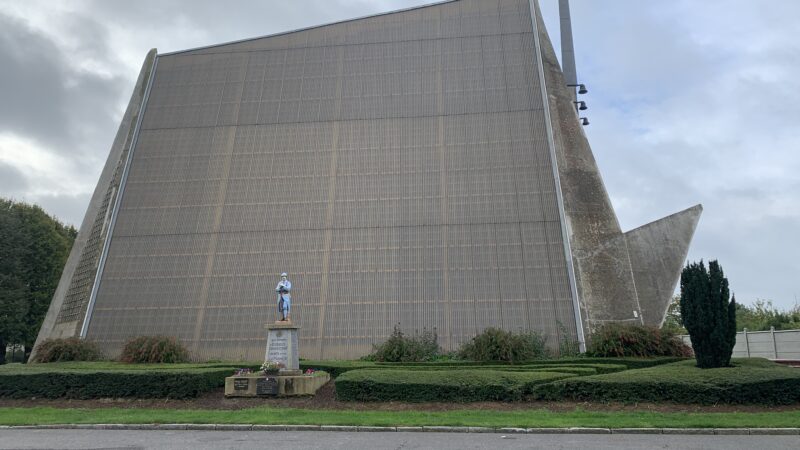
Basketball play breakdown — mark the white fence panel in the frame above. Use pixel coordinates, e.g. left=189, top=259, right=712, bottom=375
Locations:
left=680, top=328, right=800, bottom=360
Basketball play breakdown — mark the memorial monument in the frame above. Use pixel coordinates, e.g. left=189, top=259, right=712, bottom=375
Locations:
left=34, top=0, right=702, bottom=362
left=225, top=277, right=329, bottom=397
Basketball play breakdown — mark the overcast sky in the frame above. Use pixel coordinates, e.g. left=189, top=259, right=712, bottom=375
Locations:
left=0, top=0, right=798, bottom=309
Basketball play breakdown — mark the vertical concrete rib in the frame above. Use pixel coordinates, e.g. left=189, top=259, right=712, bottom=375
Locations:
left=528, top=0, right=585, bottom=351
left=31, top=49, right=158, bottom=358
left=80, top=54, right=160, bottom=338
left=316, top=46, right=345, bottom=359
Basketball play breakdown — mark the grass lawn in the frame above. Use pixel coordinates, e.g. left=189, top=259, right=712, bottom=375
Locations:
left=0, top=406, right=798, bottom=429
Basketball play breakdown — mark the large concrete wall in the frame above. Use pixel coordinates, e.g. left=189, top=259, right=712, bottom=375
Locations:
left=31, top=50, right=157, bottom=360
left=532, top=1, right=701, bottom=336
left=81, top=0, right=581, bottom=361
left=533, top=2, right=642, bottom=334
left=625, top=205, right=702, bottom=326
left=36, top=0, right=703, bottom=361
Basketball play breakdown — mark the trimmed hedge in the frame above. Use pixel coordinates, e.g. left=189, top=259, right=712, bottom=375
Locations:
left=533, top=358, right=800, bottom=405
left=360, top=364, right=624, bottom=375
left=10, top=362, right=258, bottom=372
left=374, top=357, right=684, bottom=370
left=303, top=357, right=669, bottom=378
left=336, top=369, right=574, bottom=402
left=0, top=368, right=233, bottom=399
left=300, top=360, right=376, bottom=377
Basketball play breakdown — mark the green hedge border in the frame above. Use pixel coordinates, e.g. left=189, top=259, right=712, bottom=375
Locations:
left=336, top=369, right=575, bottom=402
left=0, top=369, right=233, bottom=399
left=532, top=359, right=800, bottom=405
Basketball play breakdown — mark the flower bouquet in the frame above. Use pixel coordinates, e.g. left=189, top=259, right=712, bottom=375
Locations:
left=260, top=360, right=285, bottom=376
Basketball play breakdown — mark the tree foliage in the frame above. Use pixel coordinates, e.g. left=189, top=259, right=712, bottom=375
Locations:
left=680, top=260, right=737, bottom=368
left=735, top=300, right=800, bottom=332
left=661, top=295, right=687, bottom=334
left=0, top=198, right=76, bottom=364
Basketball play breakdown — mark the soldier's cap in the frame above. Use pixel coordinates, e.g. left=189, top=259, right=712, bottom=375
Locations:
left=281, top=272, right=288, bottom=277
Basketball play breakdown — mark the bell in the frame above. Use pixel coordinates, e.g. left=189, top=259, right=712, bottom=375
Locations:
left=581, top=117, right=590, bottom=126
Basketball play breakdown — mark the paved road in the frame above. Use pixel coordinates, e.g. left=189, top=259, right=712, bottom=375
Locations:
left=0, top=430, right=799, bottom=450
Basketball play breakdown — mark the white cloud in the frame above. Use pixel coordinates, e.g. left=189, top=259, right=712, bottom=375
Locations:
left=0, top=132, right=94, bottom=197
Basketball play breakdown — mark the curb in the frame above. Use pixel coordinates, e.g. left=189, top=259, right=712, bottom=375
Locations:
left=1, top=425, right=799, bottom=435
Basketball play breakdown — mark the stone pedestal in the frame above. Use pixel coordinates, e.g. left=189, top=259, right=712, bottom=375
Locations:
left=224, top=372, right=330, bottom=397
left=225, top=323, right=327, bottom=398
left=265, top=323, right=299, bottom=371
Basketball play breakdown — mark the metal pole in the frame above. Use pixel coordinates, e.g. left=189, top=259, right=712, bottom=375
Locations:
left=771, top=326, right=778, bottom=359
left=559, top=0, right=578, bottom=102
left=743, top=328, right=750, bottom=357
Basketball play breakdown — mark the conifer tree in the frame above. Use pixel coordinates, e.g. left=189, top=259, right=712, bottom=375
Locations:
left=680, top=260, right=737, bottom=368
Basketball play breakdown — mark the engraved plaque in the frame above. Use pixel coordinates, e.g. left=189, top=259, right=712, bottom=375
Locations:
left=267, top=335, right=289, bottom=364
left=256, top=377, right=279, bottom=396
left=233, top=378, right=249, bottom=391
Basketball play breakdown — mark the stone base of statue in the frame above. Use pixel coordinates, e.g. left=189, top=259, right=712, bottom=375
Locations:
left=224, top=371, right=330, bottom=397
left=264, top=322, right=300, bottom=371
left=224, top=323, right=329, bottom=397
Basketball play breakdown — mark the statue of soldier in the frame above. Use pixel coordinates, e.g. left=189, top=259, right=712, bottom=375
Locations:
left=275, top=272, right=292, bottom=322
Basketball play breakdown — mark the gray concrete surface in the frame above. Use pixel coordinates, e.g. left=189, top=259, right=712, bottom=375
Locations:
left=31, top=49, right=158, bottom=358
left=535, top=1, right=702, bottom=334
left=0, top=430, right=798, bottom=450
left=625, top=204, right=703, bottom=326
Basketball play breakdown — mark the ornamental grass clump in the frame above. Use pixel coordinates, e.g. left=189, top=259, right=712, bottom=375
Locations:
left=367, top=325, right=440, bottom=362
left=119, top=336, right=190, bottom=363
left=458, top=328, right=549, bottom=363
left=30, top=337, right=104, bottom=363
left=585, top=323, right=692, bottom=357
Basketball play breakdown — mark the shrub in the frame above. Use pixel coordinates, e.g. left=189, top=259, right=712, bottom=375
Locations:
left=367, top=325, right=440, bottom=362
left=0, top=367, right=229, bottom=399
left=458, top=328, right=549, bottom=363
left=30, top=338, right=103, bottom=363
left=119, top=336, right=190, bottom=363
left=533, top=358, right=800, bottom=405
left=585, top=323, right=692, bottom=358
left=300, top=360, right=376, bottom=378
left=557, top=321, right=581, bottom=357
left=681, top=260, right=737, bottom=368
left=336, top=368, right=574, bottom=402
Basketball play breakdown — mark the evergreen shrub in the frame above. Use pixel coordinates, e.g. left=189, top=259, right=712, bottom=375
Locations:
left=30, top=338, right=103, bottom=363
left=585, top=323, right=692, bottom=358
left=680, top=260, right=737, bottom=368
left=119, top=336, right=190, bottom=363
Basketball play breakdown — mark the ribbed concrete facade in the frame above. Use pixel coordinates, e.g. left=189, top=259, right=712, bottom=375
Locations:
left=35, top=0, right=700, bottom=361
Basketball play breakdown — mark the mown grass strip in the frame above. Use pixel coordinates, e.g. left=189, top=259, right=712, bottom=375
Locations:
left=0, top=407, right=799, bottom=429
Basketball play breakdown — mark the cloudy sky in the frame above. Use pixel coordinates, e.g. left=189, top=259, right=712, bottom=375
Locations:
left=0, top=0, right=798, bottom=309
